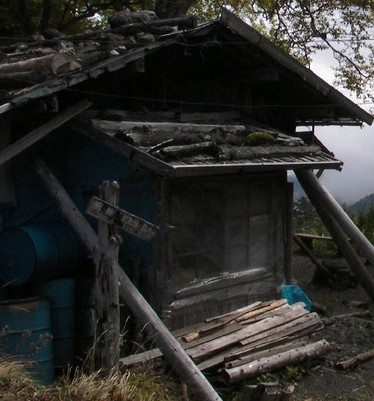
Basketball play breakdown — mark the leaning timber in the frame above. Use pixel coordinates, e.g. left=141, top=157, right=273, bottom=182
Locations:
left=295, top=169, right=374, bottom=303
left=296, top=169, right=374, bottom=266
left=32, top=157, right=223, bottom=401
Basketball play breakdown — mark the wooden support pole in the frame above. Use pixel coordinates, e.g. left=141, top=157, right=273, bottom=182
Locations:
left=295, top=169, right=374, bottom=267
left=284, top=182, right=294, bottom=284
left=295, top=169, right=374, bottom=302
left=32, top=157, right=223, bottom=401
left=0, top=99, right=91, bottom=167
left=94, top=181, right=121, bottom=371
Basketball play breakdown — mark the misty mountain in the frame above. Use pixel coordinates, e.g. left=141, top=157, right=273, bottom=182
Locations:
left=349, top=193, right=374, bottom=215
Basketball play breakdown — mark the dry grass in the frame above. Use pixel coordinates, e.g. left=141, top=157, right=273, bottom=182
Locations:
left=0, top=357, right=182, bottom=401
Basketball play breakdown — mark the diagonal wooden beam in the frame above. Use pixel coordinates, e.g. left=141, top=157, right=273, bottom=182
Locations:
left=0, top=99, right=91, bottom=167
left=32, top=157, right=223, bottom=401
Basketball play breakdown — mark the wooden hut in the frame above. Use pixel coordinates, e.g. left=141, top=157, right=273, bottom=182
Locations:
left=0, top=8, right=372, bottom=339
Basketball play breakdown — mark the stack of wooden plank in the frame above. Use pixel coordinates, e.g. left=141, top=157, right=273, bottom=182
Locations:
left=120, top=299, right=330, bottom=384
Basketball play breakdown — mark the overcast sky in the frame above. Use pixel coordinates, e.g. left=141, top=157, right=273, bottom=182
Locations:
left=303, top=51, right=374, bottom=205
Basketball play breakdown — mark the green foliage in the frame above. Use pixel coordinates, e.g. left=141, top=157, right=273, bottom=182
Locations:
left=257, top=364, right=307, bottom=384
left=0, top=0, right=129, bottom=36
left=354, top=204, right=374, bottom=245
left=246, top=131, right=276, bottom=146
left=293, top=196, right=337, bottom=254
left=0, top=1, right=372, bottom=104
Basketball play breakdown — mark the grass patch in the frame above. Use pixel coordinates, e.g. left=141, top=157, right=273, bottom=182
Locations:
left=0, top=357, right=183, bottom=401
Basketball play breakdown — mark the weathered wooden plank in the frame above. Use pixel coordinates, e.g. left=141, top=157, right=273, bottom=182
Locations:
left=239, top=312, right=321, bottom=347
left=182, top=302, right=267, bottom=343
left=175, top=268, right=268, bottom=299
left=188, top=306, right=309, bottom=361
left=91, top=119, right=246, bottom=134
left=204, top=301, right=263, bottom=323
left=183, top=322, right=244, bottom=350
left=171, top=275, right=273, bottom=310
left=236, top=299, right=287, bottom=323
left=0, top=99, right=91, bottom=167
left=197, top=313, right=321, bottom=371
left=86, top=195, right=159, bottom=241
left=223, top=340, right=330, bottom=383
left=119, top=348, right=163, bottom=368
left=238, top=302, right=303, bottom=325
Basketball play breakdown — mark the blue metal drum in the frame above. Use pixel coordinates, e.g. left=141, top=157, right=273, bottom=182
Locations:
left=0, top=297, right=55, bottom=384
left=0, top=224, right=83, bottom=285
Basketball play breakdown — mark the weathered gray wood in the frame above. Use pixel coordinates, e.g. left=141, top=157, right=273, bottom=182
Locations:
left=239, top=312, right=321, bottom=347
left=175, top=268, right=268, bottom=299
left=336, top=347, right=374, bottom=370
left=225, top=337, right=311, bottom=369
left=0, top=53, right=80, bottom=74
left=32, top=158, right=223, bottom=401
left=182, top=301, right=271, bottom=343
left=94, top=181, right=121, bottom=372
left=0, top=99, right=91, bottom=167
left=204, top=301, right=263, bottom=323
left=223, top=340, right=330, bottom=383
left=236, top=300, right=287, bottom=323
left=171, top=274, right=273, bottom=310
left=296, top=170, right=374, bottom=267
left=116, top=261, right=223, bottom=401
left=86, top=195, right=159, bottom=241
left=188, top=306, right=309, bottom=361
left=119, top=348, right=163, bottom=367
left=158, top=141, right=219, bottom=159
left=296, top=170, right=374, bottom=303
left=183, top=322, right=244, bottom=350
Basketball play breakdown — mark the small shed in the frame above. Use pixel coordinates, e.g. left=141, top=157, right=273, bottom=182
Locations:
left=0, top=8, right=372, bottom=339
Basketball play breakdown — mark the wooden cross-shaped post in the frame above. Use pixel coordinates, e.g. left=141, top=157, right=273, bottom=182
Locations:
left=94, top=180, right=121, bottom=372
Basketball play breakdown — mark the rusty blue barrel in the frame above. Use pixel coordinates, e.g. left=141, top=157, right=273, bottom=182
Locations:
left=0, top=297, right=55, bottom=384
left=0, top=224, right=83, bottom=286
left=30, top=278, right=75, bottom=368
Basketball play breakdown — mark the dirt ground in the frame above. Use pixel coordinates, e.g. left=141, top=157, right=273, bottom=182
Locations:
left=290, top=253, right=374, bottom=401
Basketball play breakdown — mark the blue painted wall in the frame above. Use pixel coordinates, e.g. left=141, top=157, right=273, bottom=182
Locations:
left=0, top=132, right=158, bottom=293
